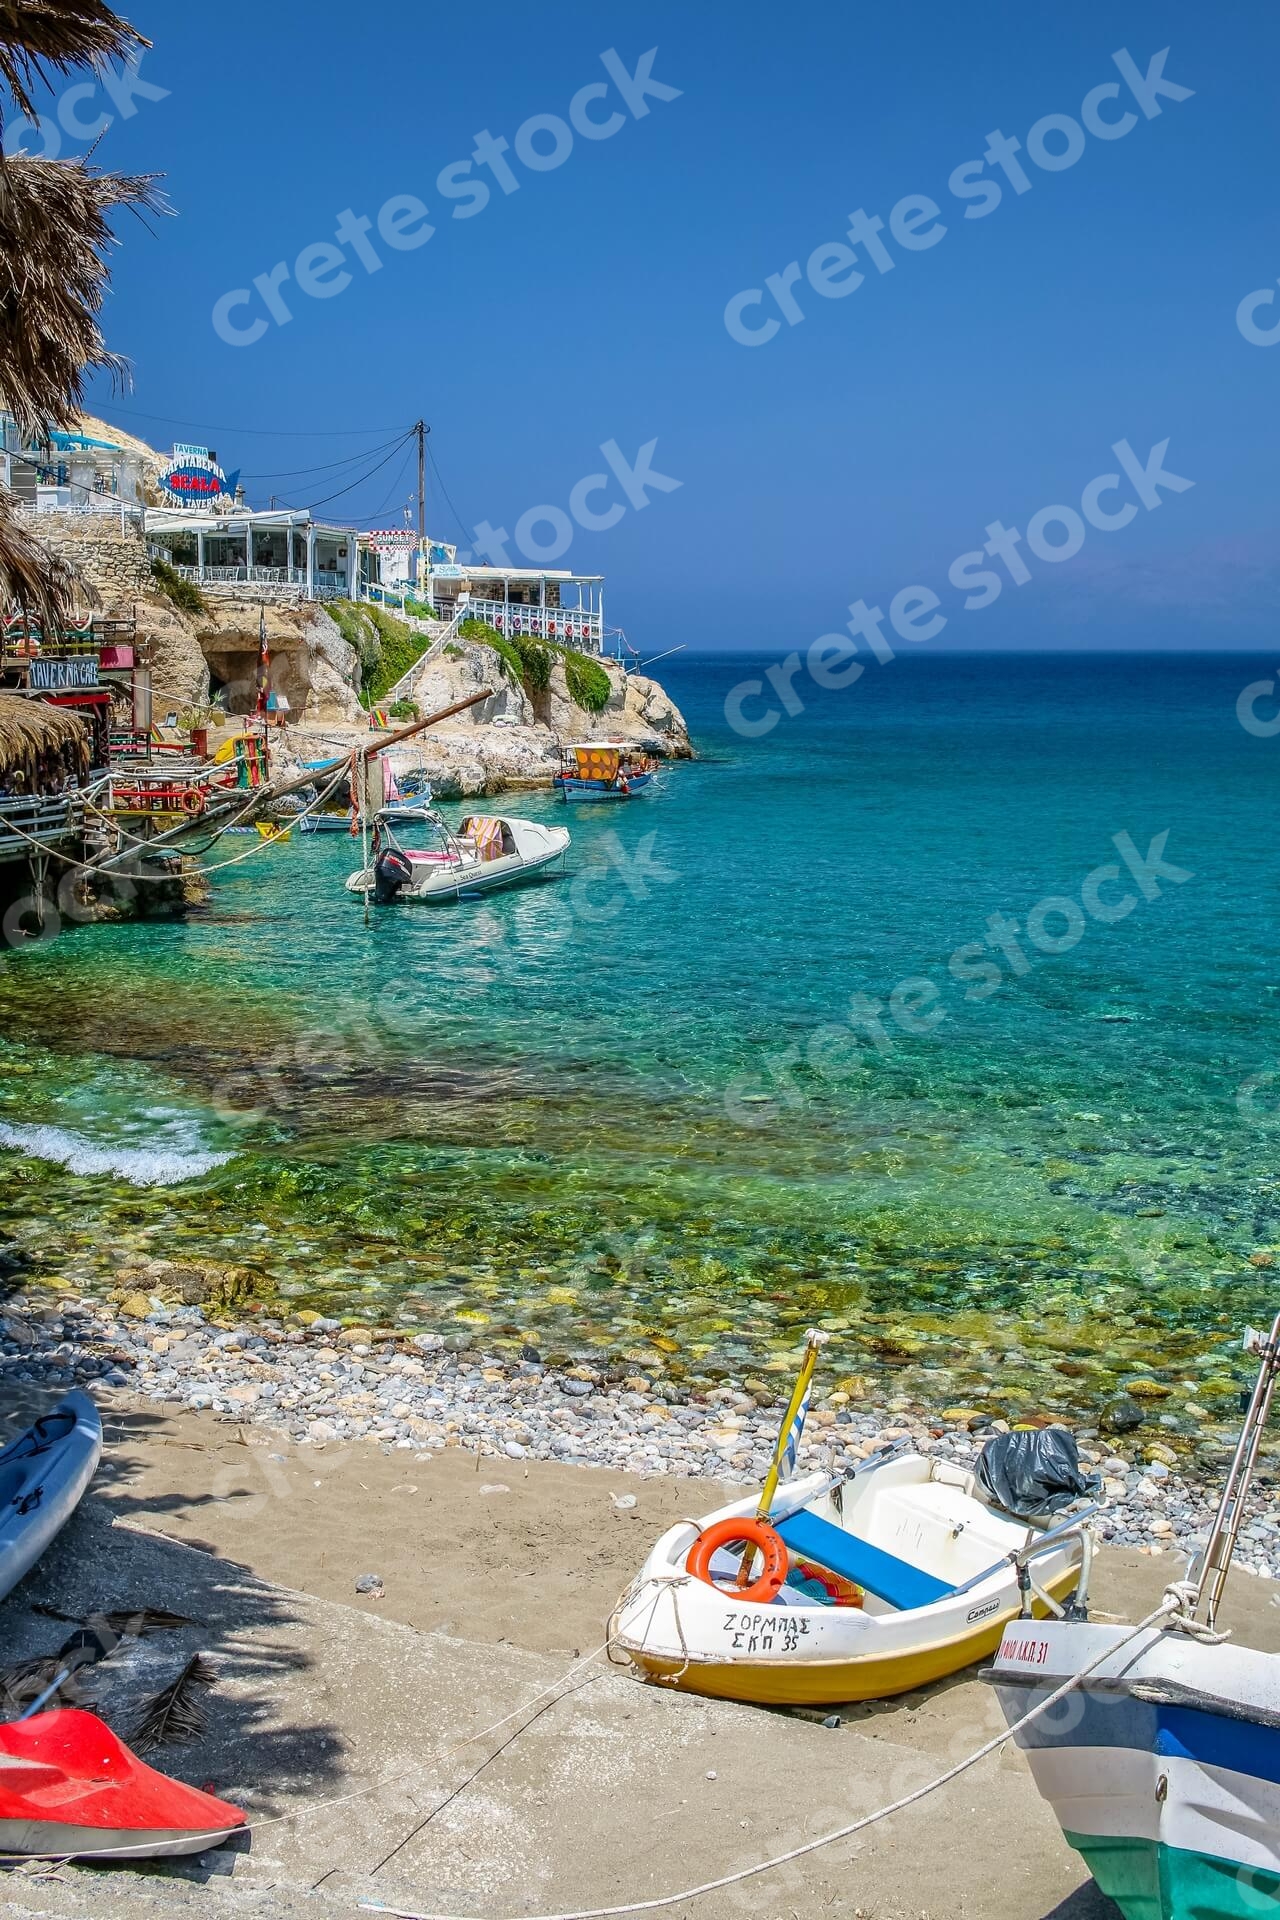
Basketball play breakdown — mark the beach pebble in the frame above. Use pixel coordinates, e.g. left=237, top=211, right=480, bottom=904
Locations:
left=15, top=1285, right=1243, bottom=1570
left=354, top=1573, right=384, bottom=1595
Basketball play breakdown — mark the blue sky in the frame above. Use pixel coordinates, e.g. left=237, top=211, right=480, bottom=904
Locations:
left=15, top=0, right=1280, bottom=649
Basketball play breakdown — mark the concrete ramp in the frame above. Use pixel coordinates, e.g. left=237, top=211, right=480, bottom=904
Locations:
left=0, top=1496, right=1114, bottom=1920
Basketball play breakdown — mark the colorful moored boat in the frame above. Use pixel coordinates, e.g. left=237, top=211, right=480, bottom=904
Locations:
left=611, top=1451, right=1092, bottom=1707
left=986, top=1310, right=1280, bottom=1920
left=987, top=1619, right=1280, bottom=1919
left=612, top=1329, right=1097, bottom=1708
left=553, top=742, right=658, bottom=801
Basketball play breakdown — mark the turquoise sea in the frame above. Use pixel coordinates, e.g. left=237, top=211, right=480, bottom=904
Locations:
left=2, top=652, right=1279, bottom=1427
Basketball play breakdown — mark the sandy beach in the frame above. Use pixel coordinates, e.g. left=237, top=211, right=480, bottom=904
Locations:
left=2, top=1321, right=1279, bottom=1920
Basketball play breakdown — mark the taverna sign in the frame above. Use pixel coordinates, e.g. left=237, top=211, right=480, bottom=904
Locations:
left=158, top=443, right=239, bottom=505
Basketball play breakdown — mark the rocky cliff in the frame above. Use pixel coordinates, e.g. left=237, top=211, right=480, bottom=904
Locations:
left=286, top=630, right=693, bottom=799
left=25, top=464, right=693, bottom=784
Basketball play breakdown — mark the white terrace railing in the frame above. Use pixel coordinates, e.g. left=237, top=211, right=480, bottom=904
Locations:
left=442, top=596, right=603, bottom=648
left=172, top=565, right=353, bottom=600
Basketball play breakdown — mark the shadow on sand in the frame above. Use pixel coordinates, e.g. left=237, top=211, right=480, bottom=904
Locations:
left=0, top=1371, right=349, bottom=1879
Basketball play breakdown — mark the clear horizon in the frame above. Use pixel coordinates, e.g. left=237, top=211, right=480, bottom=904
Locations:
left=9, top=0, right=1275, bottom=654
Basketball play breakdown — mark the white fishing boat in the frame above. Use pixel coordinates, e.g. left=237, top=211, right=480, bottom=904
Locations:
left=612, top=1332, right=1095, bottom=1706
left=345, top=806, right=569, bottom=904
left=985, top=1312, right=1280, bottom=1920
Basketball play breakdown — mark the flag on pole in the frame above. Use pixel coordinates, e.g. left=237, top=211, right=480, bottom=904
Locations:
left=780, top=1370, right=814, bottom=1479
left=756, top=1328, right=829, bottom=1523
left=254, top=605, right=270, bottom=715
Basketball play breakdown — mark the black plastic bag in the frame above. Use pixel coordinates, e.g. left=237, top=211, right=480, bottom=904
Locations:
left=976, top=1427, right=1100, bottom=1521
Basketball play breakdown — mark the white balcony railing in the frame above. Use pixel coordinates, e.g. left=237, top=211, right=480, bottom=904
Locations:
left=172, top=565, right=352, bottom=597
left=440, top=595, right=603, bottom=650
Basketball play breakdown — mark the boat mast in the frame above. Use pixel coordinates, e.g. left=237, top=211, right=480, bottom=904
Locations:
left=1195, top=1309, right=1280, bottom=1628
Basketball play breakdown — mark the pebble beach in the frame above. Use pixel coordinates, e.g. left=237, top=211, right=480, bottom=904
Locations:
left=6, top=1261, right=1278, bottom=1585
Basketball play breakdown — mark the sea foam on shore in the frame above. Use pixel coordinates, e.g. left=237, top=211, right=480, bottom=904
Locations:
left=0, top=1121, right=231, bottom=1187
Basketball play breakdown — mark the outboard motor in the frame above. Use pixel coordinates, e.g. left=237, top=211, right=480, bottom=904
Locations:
left=373, top=847, right=413, bottom=904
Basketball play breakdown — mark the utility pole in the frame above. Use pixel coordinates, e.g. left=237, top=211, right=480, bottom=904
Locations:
left=415, top=419, right=428, bottom=594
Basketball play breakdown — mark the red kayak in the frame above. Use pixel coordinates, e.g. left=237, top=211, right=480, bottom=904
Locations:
left=0, top=1709, right=246, bottom=1859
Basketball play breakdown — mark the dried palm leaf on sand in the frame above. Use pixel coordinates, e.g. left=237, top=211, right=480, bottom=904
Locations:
left=130, top=1654, right=216, bottom=1756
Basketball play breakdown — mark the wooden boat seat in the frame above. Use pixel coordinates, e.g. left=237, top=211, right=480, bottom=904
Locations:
left=776, top=1510, right=957, bottom=1613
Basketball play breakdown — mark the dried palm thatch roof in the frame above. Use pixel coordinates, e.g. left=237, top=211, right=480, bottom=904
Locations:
left=0, top=1, right=146, bottom=123
left=0, top=153, right=162, bottom=438
left=0, top=691, right=88, bottom=777
left=0, top=478, right=88, bottom=633
left=0, top=0, right=156, bottom=627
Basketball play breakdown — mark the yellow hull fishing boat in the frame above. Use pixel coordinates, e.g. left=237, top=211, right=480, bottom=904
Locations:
left=611, top=1331, right=1096, bottom=1708
left=611, top=1457, right=1090, bottom=1706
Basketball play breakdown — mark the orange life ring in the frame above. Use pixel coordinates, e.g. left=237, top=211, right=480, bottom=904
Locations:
left=686, top=1516, right=788, bottom=1603
left=180, top=788, right=205, bottom=815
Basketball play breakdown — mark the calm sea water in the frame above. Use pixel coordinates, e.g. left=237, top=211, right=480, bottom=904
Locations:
left=3, top=652, right=1280, bottom=1422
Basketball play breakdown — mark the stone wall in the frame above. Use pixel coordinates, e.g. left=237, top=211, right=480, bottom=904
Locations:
left=24, top=511, right=153, bottom=610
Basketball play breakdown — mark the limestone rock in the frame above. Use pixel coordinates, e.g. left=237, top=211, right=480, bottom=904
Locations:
left=300, top=610, right=364, bottom=722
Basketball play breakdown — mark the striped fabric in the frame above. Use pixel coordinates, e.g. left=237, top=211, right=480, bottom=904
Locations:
left=780, top=1374, right=811, bottom=1479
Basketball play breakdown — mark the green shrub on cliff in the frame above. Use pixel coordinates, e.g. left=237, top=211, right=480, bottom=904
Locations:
left=331, top=600, right=432, bottom=706
left=150, top=556, right=205, bottom=615
left=458, top=617, right=524, bottom=687
left=563, top=649, right=611, bottom=713
left=456, top=618, right=609, bottom=712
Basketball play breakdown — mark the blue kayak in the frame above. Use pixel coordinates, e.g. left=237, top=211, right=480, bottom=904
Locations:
left=0, top=1392, right=102, bottom=1603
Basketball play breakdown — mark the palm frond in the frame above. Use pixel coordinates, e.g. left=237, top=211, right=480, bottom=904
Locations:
left=0, top=1632, right=103, bottom=1715
left=0, top=690, right=90, bottom=778
left=130, top=1654, right=215, bottom=1755
left=0, top=153, right=164, bottom=438
left=32, top=1604, right=195, bottom=1635
left=0, top=1, right=148, bottom=122
left=0, top=1653, right=71, bottom=1713
left=0, top=484, right=87, bottom=631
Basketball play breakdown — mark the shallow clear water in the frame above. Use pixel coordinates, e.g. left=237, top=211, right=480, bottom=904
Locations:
left=3, top=652, right=1279, bottom=1423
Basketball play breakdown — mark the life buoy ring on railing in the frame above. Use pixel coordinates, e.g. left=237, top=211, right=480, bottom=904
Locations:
left=686, top=1516, right=788, bottom=1603
left=180, top=788, right=205, bottom=816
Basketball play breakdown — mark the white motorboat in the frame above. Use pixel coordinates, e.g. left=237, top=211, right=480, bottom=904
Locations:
left=345, top=806, right=569, bottom=904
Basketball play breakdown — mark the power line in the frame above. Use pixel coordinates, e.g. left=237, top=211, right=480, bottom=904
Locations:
left=355, top=447, right=416, bottom=527
left=426, top=440, right=473, bottom=547
left=275, top=432, right=416, bottom=513
left=240, top=435, right=408, bottom=483
left=89, top=403, right=404, bottom=439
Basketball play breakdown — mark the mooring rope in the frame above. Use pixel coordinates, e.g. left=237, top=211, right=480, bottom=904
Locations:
left=356, top=1588, right=1197, bottom=1920
left=0, top=756, right=350, bottom=884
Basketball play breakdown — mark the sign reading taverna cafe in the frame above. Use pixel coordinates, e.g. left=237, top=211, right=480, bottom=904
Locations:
left=158, top=444, right=239, bottom=506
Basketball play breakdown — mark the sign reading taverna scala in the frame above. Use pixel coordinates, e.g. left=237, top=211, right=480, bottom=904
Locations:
left=159, top=444, right=238, bottom=505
